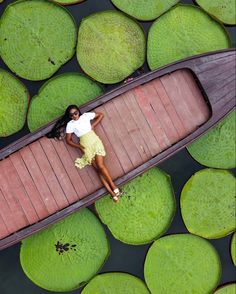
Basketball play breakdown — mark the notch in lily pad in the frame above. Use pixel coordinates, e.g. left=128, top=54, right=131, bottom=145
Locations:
left=95, top=168, right=176, bottom=245
left=27, top=73, right=103, bottom=132
left=0, top=69, right=29, bottom=137
left=144, top=234, right=221, bottom=293
left=20, top=209, right=110, bottom=292
left=180, top=169, right=236, bottom=239
left=81, top=272, right=149, bottom=294
left=147, top=4, right=231, bottom=70
left=0, top=0, right=77, bottom=80
left=77, top=10, right=146, bottom=84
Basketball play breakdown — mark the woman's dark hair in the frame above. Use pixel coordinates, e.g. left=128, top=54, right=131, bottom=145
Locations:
left=46, top=105, right=81, bottom=139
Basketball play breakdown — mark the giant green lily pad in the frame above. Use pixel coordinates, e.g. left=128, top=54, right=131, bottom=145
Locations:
left=20, top=209, right=110, bottom=292
left=0, top=0, right=77, bottom=81
left=81, top=273, right=149, bottom=294
left=27, top=73, right=103, bottom=132
left=231, top=233, right=236, bottom=266
left=144, top=234, right=221, bottom=294
left=214, top=284, right=236, bottom=294
left=187, top=111, right=236, bottom=169
left=77, top=10, right=146, bottom=84
left=181, top=169, right=236, bottom=239
left=95, top=168, right=176, bottom=245
left=196, top=0, right=236, bottom=25
left=111, top=0, right=179, bottom=21
left=54, top=0, right=85, bottom=5
left=0, top=69, right=29, bottom=137
left=147, top=4, right=230, bottom=70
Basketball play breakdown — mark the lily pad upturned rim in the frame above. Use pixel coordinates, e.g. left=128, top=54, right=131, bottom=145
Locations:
left=52, top=0, right=85, bottom=5
left=147, top=4, right=231, bottom=70
left=0, top=68, right=30, bottom=137
left=27, top=72, right=104, bottom=132
left=77, top=10, right=146, bottom=84
left=81, top=272, right=150, bottom=294
left=231, top=233, right=236, bottom=266
left=180, top=168, right=236, bottom=239
left=196, top=0, right=236, bottom=25
left=95, top=168, right=176, bottom=245
left=0, top=0, right=78, bottom=81
left=110, top=0, right=180, bottom=21
left=144, top=233, right=222, bottom=294
left=214, top=283, right=236, bottom=294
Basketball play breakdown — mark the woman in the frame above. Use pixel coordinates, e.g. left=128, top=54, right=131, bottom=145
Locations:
left=47, top=105, right=121, bottom=202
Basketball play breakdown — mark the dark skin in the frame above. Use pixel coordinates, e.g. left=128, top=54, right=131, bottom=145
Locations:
left=66, top=108, right=119, bottom=201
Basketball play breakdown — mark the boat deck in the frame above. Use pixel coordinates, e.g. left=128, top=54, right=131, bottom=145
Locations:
left=0, top=69, right=210, bottom=240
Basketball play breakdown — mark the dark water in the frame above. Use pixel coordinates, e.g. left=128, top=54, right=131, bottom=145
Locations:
left=0, top=0, right=235, bottom=293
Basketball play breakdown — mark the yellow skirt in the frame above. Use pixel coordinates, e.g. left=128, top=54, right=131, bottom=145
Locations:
left=74, top=130, right=106, bottom=169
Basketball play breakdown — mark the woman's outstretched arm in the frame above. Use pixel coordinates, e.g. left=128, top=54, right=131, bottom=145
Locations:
left=66, top=133, right=85, bottom=152
left=91, top=112, right=104, bottom=129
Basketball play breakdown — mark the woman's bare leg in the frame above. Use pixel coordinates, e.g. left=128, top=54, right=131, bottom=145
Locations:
left=95, top=155, right=118, bottom=191
left=91, top=160, right=116, bottom=198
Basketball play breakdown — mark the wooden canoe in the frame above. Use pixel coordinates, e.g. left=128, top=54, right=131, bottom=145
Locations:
left=0, top=48, right=235, bottom=250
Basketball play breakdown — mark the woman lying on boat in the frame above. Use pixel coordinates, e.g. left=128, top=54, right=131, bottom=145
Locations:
left=47, top=104, right=122, bottom=202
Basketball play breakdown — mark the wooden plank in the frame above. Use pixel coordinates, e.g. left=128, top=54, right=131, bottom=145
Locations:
left=105, top=99, right=143, bottom=167
left=39, top=137, right=78, bottom=204
left=51, top=139, right=87, bottom=199
left=160, top=74, right=195, bottom=133
left=142, top=81, right=179, bottom=144
left=134, top=86, right=169, bottom=151
left=182, top=70, right=210, bottom=121
left=173, top=70, right=209, bottom=126
left=20, top=146, right=58, bottom=214
left=9, top=152, right=49, bottom=219
left=94, top=122, right=124, bottom=179
left=0, top=159, right=29, bottom=228
left=0, top=157, right=39, bottom=224
left=152, top=78, right=187, bottom=138
left=29, top=140, right=70, bottom=208
left=112, top=96, right=150, bottom=161
left=122, top=90, right=159, bottom=157
left=64, top=141, right=98, bottom=195
left=0, top=214, right=9, bottom=239
left=0, top=188, right=16, bottom=234
left=98, top=105, right=133, bottom=173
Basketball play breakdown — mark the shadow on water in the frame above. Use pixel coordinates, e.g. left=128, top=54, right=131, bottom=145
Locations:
left=0, top=0, right=235, bottom=293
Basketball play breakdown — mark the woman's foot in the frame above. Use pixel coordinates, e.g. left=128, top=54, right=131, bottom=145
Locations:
left=112, top=195, right=119, bottom=203
left=113, top=188, right=123, bottom=197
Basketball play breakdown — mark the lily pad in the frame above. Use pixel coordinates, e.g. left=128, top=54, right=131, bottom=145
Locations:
left=147, top=4, right=230, bottom=70
left=196, top=0, right=236, bottom=25
left=0, top=69, right=29, bottom=137
left=144, top=234, right=221, bottom=294
left=0, top=0, right=77, bottom=80
left=20, top=209, right=110, bottom=292
left=181, top=169, right=236, bottom=239
left=231, top=233, right=236, bottom=266
left=54, top=0, right=85, bottom=5
left=95, top=168, right=176, bottom=245
left=214, top=284, right=236, bottom=294
left=187, top=111, right=236, bottom=169
left=27, top=73, right=103, bottom=132
left=77, top=10, right=146, bottom=84
left=110, top=0, right=179, bottom=21
left=81, top=272, right=149, bottom=294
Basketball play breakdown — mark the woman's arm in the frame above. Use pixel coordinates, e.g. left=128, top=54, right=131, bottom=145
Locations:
left=91, top=112, right=104, bottom=129
left=66, top=133, right=85, bottom=152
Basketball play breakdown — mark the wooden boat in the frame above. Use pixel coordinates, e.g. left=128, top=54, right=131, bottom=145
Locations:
left=0, top=48, right=235, bottom=250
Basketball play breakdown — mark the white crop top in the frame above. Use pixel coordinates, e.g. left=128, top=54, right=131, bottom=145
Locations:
left=66, top=112, right=96, bottom=137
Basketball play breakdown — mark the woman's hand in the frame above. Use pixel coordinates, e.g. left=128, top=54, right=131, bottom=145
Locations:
left=91, top=112, right=104, bottom=129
